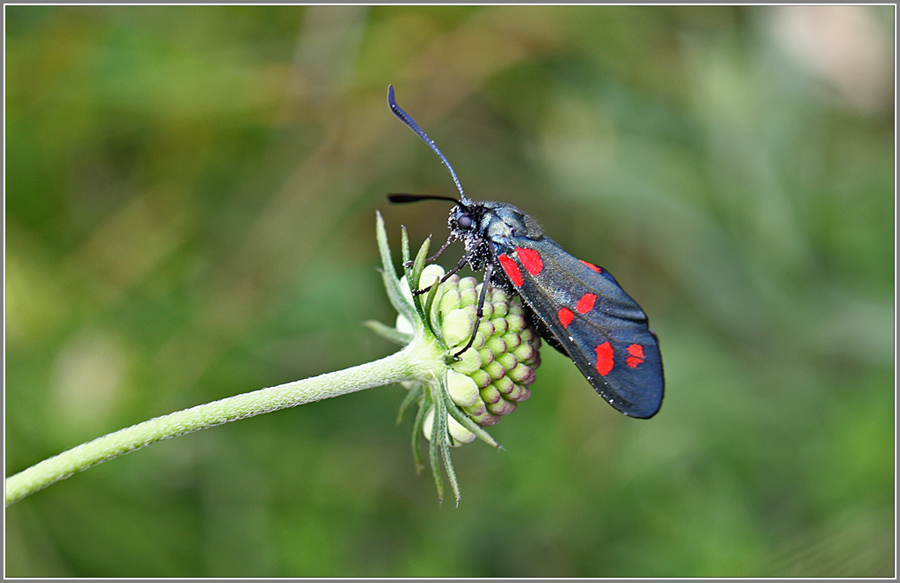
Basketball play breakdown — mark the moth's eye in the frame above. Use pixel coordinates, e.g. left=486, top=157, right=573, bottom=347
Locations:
left=457, top=215, right=474, bottom=230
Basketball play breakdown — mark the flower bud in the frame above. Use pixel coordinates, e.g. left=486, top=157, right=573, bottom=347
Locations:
left=446, top=369, right=479, bottom=408
left=423, top=407, right=476, bottom=447
left=418, top=264, right=446, bottom=290
left=443, top=309, right=475, bottom=348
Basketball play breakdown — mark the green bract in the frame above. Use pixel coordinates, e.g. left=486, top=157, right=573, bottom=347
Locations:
left=366, top=213, right=542, bottom=503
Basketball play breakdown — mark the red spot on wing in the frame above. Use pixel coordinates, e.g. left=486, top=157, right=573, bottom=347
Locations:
left=516, top=247, right=543, bottom=276
left=580, top=260, right=603, bottom=273
left=595, top=342, right=614, bottom=376
left=576, top=293, right=597, bottom=314
left=498, top=254, right=523, bottom=287
left=626, top=343, right=645, bottom=368
left=558, top=307, right=574, bottom=329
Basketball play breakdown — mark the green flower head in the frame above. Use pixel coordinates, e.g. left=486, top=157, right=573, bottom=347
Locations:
left=366, top=212, right=542, bottom=503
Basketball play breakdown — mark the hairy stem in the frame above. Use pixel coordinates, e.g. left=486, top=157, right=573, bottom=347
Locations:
left=6, top=344, right=441, bottom=507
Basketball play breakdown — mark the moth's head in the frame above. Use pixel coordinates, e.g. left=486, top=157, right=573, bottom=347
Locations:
left=448, top=200, right=478, bottom=233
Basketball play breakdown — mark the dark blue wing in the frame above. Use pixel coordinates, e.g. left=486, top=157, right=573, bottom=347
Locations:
left=492, top=238, right=664, bottom=418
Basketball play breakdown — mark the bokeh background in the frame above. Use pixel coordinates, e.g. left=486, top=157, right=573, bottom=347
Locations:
left=5, top=5, right=894, bottom=577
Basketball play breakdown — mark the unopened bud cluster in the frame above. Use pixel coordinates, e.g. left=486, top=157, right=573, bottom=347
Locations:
left=407, top=265, right=542, bottom=446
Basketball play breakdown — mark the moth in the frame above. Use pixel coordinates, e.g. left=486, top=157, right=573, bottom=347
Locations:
left=387, top=86, right=664, bottom=418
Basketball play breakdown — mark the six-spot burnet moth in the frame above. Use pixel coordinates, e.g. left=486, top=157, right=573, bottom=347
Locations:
left=386, top=85, right=664, bottom=418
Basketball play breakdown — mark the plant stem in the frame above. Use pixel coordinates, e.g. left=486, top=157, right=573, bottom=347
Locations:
left=6, top=344, right=440, bottom=507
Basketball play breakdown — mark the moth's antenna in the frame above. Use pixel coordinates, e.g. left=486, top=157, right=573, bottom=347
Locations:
left=387, top=193, right=460, bottom=204
left=387, top=85, right=471, bottom=205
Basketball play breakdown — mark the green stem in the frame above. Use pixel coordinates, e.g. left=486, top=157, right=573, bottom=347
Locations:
left=6, top=344, right=441, bottom=507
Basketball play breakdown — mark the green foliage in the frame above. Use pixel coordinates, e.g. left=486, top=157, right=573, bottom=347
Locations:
left=6, top=5, right=893, bottom=577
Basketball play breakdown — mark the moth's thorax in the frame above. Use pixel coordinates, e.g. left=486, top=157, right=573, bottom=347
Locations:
left=449, top=201, right=545, bottom=252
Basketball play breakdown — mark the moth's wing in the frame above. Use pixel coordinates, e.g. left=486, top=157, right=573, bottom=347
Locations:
left=493, top=239, right=664, bottom=418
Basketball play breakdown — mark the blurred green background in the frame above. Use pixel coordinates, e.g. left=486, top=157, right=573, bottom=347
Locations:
left=5, top=5, right=894, bottom=577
